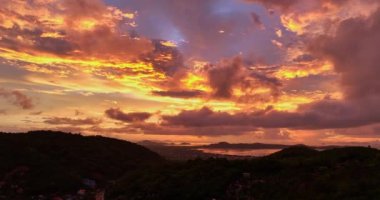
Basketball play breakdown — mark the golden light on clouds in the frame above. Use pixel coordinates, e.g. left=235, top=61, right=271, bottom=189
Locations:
left=40, top=32, right=65, bottom=38
left=275, top=62, right=334, bottom=80
left=181, top=73, right=210, bottom=92
left=78, top=19, right=98, bottom=31
left=160, top=41, right=178, bottom=48
left=0, top=47, right=158, bottom=76
left=281, top=16, right=304, bottom=34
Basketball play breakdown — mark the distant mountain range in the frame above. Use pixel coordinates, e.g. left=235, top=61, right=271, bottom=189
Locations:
left=200, top=142, right=290, bottom=149
left=199, top=142, right=341, bottom=150
left=139, top=140, right=341, bottom=150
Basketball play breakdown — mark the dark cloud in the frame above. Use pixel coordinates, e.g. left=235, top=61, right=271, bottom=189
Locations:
left=0, top=88, right=34, bottom=110
left=43, top=117, right=102, bottom=126
left=161, top=96, right=380, bottom=130
left=293, top=54, right=315, bottom=63
left=248, top=0, right=351, bottom=12
left=208, top=57, right=245, bottom=98
left=34, top=37, right=75, bottom=55
left=0, top=29, right=75, bottom=56
left=105, top=108, right=152, bottom=123
left=311, top=9, right=380, bottom=100
left=251, top=12, right=265, bottom=29
left=247, top=0, right=300, bottom=11
left=250, top=72, right=282, bottom=98
left=207, top=57, right=282, bottom=100
left=140, top=40, right=184, bottom=75
left=152, top=90, right=205, bottom=99
left=162, top=106, right=270, bottom=127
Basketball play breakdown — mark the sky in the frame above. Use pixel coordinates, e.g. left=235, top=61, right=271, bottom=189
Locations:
left=1, top=0, right=380, bottom=145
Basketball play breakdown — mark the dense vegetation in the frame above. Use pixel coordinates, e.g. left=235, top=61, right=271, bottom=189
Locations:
left=108, top=146, right=380, bottom=200
left=1, top=131, right=380, bottom=200
left=0, top=131, right=162, bottom=198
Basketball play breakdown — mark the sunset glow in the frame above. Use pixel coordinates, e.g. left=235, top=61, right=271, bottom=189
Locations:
left=1, top=0, right=380, bottom=146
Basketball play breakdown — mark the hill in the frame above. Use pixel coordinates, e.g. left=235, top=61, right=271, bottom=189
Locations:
left=108, top=145, right=380, bottom=200
left=0, top=131, right=162, bottom=199
left=1, top=131, right=380, bottom=200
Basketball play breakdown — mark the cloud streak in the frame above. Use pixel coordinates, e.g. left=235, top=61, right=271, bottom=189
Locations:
left=44, top=117, right=102, bottom=126
left=161, top=98, right=380, bottom=130
left=105, top=108, right=152, bottom=123
left=0, top=88, right=34, bottom=110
